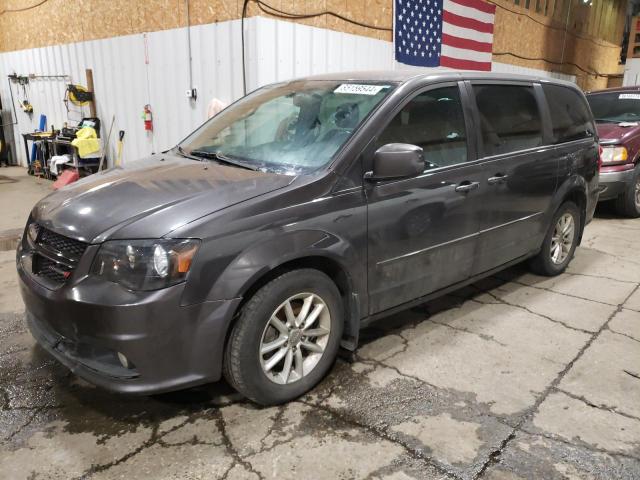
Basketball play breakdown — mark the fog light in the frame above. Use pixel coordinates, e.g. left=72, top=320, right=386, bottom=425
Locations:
left=117, top=352, right=131, bottom=369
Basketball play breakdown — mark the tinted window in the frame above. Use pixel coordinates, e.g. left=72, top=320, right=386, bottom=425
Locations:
left=377, top=87, right=467, bottom=169
left=544, top=84, right=595, bottom=144
left=473, top=85, right=543, bottom=156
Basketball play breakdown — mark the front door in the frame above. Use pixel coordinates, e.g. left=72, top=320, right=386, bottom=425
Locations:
left=366, top=85, right=483, bottom=314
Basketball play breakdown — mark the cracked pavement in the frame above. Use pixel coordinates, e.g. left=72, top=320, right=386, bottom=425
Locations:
left=1, top=209, right=639, bottom=479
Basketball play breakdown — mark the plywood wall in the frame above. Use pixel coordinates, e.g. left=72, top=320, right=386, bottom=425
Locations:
left=491, top=0, right=625, bottom=90
left=0, top=0, right=392, bottom=53
left=0, top=0, right=626, bottom=89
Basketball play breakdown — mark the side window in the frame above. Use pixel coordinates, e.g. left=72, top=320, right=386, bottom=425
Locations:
left=543, top=84, right=595, bottom=144
left=473, top=84, right=543, bottom=157
left=377, top=87, right=468, bottom=169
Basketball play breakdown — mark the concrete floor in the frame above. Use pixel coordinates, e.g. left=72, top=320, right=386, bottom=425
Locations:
left=1, top=170, right=639, bottom=479
left=0, top=167, right=52, bottom=234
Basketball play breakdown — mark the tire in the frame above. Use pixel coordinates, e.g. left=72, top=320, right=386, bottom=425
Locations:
left=223, top=269, right=343, bottom=405
left=614, top=164, right=640, bottom=218
left=529, top=201, right=580, bottom=276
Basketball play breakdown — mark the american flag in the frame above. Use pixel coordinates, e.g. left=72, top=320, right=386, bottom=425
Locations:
left=394, top=0, right=496, bottom=71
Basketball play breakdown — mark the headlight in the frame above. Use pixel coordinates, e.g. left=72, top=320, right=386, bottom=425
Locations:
left=91, top=239, right=200, bottom=291
left=600, top=146, right=628, bottom=164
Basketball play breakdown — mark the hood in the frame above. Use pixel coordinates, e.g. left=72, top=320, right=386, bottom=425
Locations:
left=596, top=121, right=640, bottom=145
left=32, top=154, right=294, bottom=242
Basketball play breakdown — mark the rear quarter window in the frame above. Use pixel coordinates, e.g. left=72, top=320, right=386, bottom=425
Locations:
left=542, top=84, right=595, bottom=144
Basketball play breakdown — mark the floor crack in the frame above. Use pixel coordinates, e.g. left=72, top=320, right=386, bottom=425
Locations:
left=474, top=282, right=640, bottom=479
left=214, top=408, right=265, bottom=480
left=518, top=426, right=640, bottom=462
left=427, top=319, right=509, bottom=347
left=563, top=270, right=639, bottom=284
left=73, top=413, right=197, bottom=479
left=296, top=398, right=460, bottom=480
left=607, top=327, right=640, bottom=345
left=472, top=285, right=595, bottom=335
left=555, top=387, right=640, bottom=423
left=491, top=274, right=617, bottom=307
left=4, top=405, right=45, bottom=441
left=624, top=369, right=640, bottom=381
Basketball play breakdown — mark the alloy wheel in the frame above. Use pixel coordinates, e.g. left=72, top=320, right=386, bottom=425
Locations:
left=259, top=293, right=331, bottom=385
left=550, top=213, right=575, bottom=265
left=634, top=177, right=640, bottom=209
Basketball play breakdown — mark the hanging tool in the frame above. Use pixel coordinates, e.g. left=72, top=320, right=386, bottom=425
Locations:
left=20, top=100, right=33, bottom=114
left=9, top=74, right=33, bottom=116
left=115, top=130, right=125, bottom=167
left=64, top=84, right=93, bottom=112
left=98, top=115, right=115, bottom=172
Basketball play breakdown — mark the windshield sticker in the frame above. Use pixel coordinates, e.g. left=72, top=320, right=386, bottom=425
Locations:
left=334, top=84, right=389, bottom=95
left=619, top=93, right=640, bottom=100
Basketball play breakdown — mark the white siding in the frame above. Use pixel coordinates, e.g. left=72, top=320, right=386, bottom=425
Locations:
left=0, top=16, right=575, bottom=167
left=623, top=58, right=640, bottom=86
left=490, top=61, right=575, bottom=82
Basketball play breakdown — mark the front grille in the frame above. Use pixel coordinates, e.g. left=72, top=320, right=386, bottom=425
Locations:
left=27, top=223, right=89, bottom=287
left=38, top=227, right=88, bottom=261
left=33, top=255, right=69, bottom=284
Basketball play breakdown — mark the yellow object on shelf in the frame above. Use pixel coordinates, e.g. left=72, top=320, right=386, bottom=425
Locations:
left=71, top=127, right=100, bottom=157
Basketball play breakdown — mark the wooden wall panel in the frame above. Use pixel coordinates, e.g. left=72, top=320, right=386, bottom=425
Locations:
left=490, top=0, right=624, bottom=89
left=0, top=0, right=393, bottom=52
left=0, top=0, right=626, bottom=89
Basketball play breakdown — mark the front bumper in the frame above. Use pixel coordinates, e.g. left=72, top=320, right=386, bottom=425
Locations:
left=17, top=245, right=241, bottom=395
left=598, top=165, right=636, bottom=201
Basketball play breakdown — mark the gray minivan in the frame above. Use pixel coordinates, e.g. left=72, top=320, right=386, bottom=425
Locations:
left=17, top=72, right=599, bottom=404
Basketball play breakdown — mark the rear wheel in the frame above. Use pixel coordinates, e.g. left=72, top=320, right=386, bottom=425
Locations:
left=223, top=269, right=343, bottom=405
left=529, top=201, right=580, bottom=276
left=614, top=164, right=640, bottom=218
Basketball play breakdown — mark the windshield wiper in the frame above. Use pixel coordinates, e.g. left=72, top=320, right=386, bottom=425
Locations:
left=190, top=150, right=259, bottom=171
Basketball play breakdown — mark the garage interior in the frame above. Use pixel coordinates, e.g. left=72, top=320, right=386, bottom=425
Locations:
left=1, top=0, right=640, bottom=479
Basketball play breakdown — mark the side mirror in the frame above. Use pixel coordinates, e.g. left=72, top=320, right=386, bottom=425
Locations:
left=366, top=143, right=425, bottom=181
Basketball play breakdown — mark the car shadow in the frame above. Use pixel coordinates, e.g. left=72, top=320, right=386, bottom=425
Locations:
left=356, top=268, right=521, bottom=351
left=594, top=200, right=623, bottom=219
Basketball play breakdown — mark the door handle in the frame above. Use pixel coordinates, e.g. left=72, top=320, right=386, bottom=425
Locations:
left=487, top=174, right=508, bottom=185
left=454, top=181, right=480, bottom=193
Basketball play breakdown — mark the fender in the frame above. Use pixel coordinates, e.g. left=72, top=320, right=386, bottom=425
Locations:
left=548, top=174, right=589, bottom=242
left=206, top=229, right=366, bottom=348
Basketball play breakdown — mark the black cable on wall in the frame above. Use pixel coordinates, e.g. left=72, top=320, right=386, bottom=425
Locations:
left=485, top=0, right=620, bottom=50
left=240, top=0, right=620, bottom=89
left=493, top=52, right=616, bottom=78
left=0, top=0, right=48, bottom=16
left=240, top=0, right=391, bottom=94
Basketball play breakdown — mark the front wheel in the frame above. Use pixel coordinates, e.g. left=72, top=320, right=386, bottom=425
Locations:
left=529, top=201, right=580, bottom=276
left=223, top=269, right=343, bottom=405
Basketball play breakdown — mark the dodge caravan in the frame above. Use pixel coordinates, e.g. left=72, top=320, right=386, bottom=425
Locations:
left=17, top=72, right=599, bottom=404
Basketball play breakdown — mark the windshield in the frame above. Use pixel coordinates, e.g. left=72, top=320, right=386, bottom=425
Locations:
left=587, top=92, right=640, bottom=124
left=177, top=80, right=395, bottom=175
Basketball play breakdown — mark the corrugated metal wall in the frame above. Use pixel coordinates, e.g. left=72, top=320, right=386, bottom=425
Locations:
left=0, top=19, right=248, bottom=167
left=623, top=58, right=640, bottom=86
left=0, top=16, right=575, bottom=168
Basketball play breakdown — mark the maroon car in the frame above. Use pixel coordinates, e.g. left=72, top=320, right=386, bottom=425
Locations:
left=586, top=87, right=640, bottom=217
